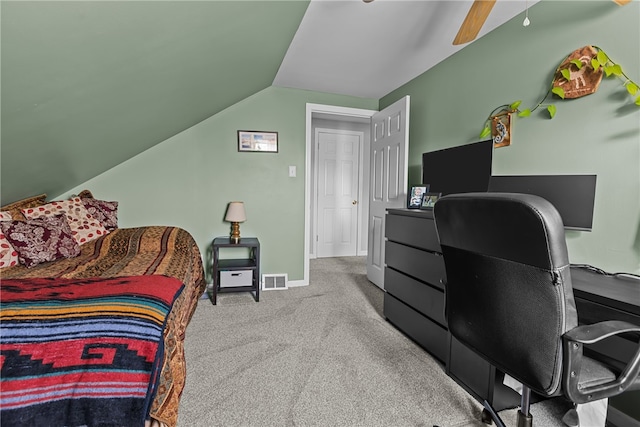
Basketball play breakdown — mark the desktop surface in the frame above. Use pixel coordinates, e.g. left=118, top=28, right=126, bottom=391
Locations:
left=570, top=266, right=640, bottom=317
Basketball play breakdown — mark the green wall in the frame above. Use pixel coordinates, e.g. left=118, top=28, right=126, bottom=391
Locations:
left=382, top=0, right=640, bottom=275
left=1, top=1, right=311, bottom=205
left=59, top=87, right=377, bottom=283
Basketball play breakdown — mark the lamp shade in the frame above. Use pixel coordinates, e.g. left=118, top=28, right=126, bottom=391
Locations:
left=225, top=201, right=246, bottom=222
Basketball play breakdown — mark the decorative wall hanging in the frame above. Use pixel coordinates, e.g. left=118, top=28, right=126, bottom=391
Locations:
left=237, top=131, right=278, bottom=153
left=491, top=112, right=512, bottom=148
left=552, top=45, right=603, bottom=99
left=479, top=45, right=640, bottom=144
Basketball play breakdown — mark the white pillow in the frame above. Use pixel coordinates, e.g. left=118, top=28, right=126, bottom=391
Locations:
left=0, top=211, right=19, bottom=268
left=22, top=197, right=109, bottom=245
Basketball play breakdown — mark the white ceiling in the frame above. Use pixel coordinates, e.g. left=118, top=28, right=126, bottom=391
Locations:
left=274, top=0, right=541, bottom=99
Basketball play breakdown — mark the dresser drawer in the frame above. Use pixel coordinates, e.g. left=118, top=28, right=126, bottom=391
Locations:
left=385, top=267, right=446, bottom=327
left=448, top=336, right=494, bottom=402
left=385, top=241, right=445, bottom=289
left=386, top=213, right=441, bottom=252
left=384, top=293, right=448, bottom=364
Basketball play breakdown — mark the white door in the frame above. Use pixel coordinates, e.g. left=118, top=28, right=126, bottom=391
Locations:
left=316, top=129, right=361, bottom=258
left=367, top=96, right=410, bottom=289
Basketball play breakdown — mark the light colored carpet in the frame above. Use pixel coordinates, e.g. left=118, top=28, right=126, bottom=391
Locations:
left=178, top=256, right=571, bottom=426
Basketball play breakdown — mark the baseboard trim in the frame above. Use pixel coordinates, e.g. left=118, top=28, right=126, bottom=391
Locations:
left=287, top=279, right=307, bottom=287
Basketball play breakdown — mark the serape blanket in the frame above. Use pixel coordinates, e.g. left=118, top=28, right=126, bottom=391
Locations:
left=1, top=226, right=206, bottom=426
left=0, top=275, right=184, bottom=427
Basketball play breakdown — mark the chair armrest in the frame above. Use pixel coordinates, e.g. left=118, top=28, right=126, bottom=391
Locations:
left=562, top=320, right=640, bottom=404
left=564, top=320, right=640, bottom=344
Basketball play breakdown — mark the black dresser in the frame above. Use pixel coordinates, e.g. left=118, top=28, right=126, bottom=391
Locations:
left=384, top=208, right=530, bottom=411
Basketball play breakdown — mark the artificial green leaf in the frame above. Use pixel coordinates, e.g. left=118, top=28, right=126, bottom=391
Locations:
left=611, top=64, right=623, bottom=76
left=597, top=50, right=608, bottom=65
left=547, top=105, right=557, bottom=119
left=518, top=109, right=531, bottom=117
left=591, top=58, right=600, bottom=71
left=510, top=100, right=522, bottom=110
left=480, top=126, right=491, bottom=139
left=552, top=86, right=565, bottom=99
left=604, top=65, right=614, bottom=77
left=561, top=69, right=571, bottom=80
left=636, top=95, right=640, bottom=106
left=570, top=59, right=583, bottom=69
left=626, top=82, right=639, bottom=95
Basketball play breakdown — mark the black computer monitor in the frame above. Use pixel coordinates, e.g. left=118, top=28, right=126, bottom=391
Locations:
left=488, top=175, right=597, bottom=231
left=422, top=140, right=494, bottom=196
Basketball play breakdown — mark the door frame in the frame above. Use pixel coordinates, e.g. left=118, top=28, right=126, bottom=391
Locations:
left=313, top=127, right=365, bottom=259
left=301, top=103, right=377, bottom=287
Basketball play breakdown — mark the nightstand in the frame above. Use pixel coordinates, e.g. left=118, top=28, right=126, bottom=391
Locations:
left=211, top=237, right=260, bottom=305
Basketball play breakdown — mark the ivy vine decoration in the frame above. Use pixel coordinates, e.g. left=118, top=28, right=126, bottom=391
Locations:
left=480, top=45, right=640, bottom=140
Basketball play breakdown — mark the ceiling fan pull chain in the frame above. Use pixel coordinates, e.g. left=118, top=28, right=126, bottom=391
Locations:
left=523, top=0, right=531, bottom=27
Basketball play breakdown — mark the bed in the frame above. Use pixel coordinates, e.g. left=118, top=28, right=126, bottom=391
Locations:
left=0, top=192, right=206, bottom=427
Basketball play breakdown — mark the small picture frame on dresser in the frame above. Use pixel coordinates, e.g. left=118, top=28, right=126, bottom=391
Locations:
left=420, top=192, right=442, bottom=210
left=408, top=185, right=429, bottom=209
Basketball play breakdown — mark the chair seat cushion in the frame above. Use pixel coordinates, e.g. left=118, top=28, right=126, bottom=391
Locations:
left=577, top=357, right=617, bottom=390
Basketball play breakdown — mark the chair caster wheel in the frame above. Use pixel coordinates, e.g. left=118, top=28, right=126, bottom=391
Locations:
left=481, top=408, right=494, bottom=425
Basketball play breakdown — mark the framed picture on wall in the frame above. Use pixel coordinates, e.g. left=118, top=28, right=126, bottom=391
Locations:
left=420, top=192, right=442, bottom=210
left=408, top=185, right=429, bottom=209
left=237, top=130, right=278, bottom=152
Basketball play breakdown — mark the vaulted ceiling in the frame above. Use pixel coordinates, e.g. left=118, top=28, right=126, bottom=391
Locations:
left=1, top=0, right=539, bottom=205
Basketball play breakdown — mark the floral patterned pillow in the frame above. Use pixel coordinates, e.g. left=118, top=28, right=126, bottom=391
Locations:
left=0, top=215, right=81, bottom=268
left=0, top=211, right=19, bottom=269
left=22, top=197, right=109, bottom=245
left=81, top=198, right=118, bottom=231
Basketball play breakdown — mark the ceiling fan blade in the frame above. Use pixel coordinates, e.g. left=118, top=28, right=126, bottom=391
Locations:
left=611, top=0, right=631, bottom=4
left=453, top=0, right=497, bottom=45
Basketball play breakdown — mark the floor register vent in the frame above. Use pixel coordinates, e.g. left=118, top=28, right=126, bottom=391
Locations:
left=262, top=274, right=288, bottom=291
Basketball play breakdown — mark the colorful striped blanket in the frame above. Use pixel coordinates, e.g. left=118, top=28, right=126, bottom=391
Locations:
left=0, top=275, right=184, bottom=427
left=1, top=226, right=206, bottom=426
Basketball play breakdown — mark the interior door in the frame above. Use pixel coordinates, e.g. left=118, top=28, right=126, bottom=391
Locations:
left=367, top=96, right=410, bottom=289
left=316, top=129, right=361, bottom=258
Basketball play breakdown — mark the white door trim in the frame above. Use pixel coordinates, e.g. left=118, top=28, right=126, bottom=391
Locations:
left=298, top=103, right=377, bottom=287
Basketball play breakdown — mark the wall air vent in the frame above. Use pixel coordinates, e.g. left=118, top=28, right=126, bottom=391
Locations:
left=262, top=274, right=288, bottom=291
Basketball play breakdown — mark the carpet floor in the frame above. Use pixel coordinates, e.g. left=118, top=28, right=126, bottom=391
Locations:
left=178, top=256, right=572, bottom=426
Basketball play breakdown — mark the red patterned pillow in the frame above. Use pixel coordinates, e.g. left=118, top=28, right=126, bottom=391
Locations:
left=81, top=198, right=118, bottom=231
left=0, top=215, right=81, bottom=268
left=22, top=197, right=109, bottom=245
left=0, top=211, right=19, bottom=269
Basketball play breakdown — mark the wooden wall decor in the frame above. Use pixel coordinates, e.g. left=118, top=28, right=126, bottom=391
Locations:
left=553, top=45, right=604, bottom=99
left=491, top=112, right=511, bottom=148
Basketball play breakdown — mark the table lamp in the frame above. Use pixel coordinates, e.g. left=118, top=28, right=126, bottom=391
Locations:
left=225, top=201, right=246, bottom=244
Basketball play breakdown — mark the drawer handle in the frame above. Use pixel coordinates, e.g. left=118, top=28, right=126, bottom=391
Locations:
left=231, top=273, right=242, bottom=277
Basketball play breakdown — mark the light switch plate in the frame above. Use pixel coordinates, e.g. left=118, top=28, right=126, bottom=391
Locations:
left=289, top=166, right=296, bottom=177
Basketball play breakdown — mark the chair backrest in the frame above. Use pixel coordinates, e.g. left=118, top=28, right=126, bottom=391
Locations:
left=434, top=192, right=579, bottom=396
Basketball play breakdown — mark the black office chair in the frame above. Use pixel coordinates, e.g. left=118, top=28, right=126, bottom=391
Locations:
left=433, top=192, right=640, bottom=427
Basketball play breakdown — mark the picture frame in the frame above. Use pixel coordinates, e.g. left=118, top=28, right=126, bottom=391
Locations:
left=237, top=130, right=278, bottom=153
left=420, top=192, right=442, bottom=210
left=407, top=185, right=429, bottom=209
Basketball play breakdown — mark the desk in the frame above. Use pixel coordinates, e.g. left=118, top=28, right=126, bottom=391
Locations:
left=570, top=266, right=640, bottom=424
left=571, top=266, right=640, bottom=368
left=571, top=266, right=640, bottom=320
